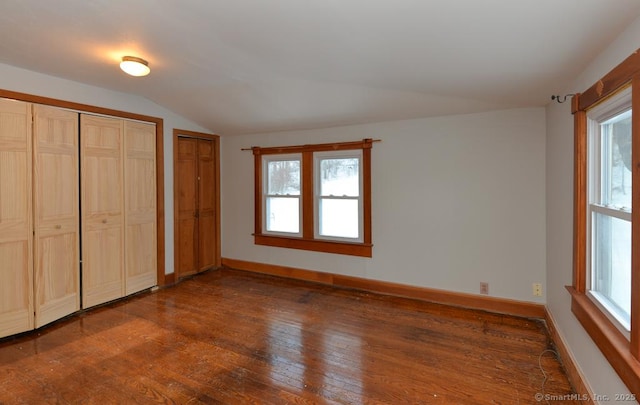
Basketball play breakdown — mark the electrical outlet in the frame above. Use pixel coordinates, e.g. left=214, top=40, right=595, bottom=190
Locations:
left=480, top=282, right=489, bottom=295
left=533, top=283, right=543, bottom=297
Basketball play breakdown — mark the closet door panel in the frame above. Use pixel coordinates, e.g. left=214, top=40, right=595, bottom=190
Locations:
left=83, top=226, right=123, bottom=306
left=0, top=241, right=31, bottom=337
left=197, top=139, right=216, bottom=271
left=33, top=105, right=80, bottom=327
left=125, top=222, right=156, bottom=293
left=176, top=137, right=198, bottom=278
left=0, top=99, right=33, bottom=338
left=124, top=121, right=157, bottom=294
left=81, top=115, right=124, bottom=308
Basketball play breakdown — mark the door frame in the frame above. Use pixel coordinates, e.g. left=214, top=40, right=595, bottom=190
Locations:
left=0, top=89, right=167, bottom=286
left=172, top=129, right=221, bottom=283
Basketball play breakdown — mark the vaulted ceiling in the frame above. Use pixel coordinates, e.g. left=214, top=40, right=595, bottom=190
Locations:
left=0, top=1, right=639, bottom=135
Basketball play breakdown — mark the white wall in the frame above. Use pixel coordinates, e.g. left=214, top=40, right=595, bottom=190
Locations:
left=545, top=16, right=640, bottom=400
left=222, top=107, right=547, bottom=302
left=0, top=62, right=210, bottom=275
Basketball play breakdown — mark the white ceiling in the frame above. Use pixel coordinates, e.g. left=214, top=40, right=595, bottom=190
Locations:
left=0, top=0, right=639, bottom=135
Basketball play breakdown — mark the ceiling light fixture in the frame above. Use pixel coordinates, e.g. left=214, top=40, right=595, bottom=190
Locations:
left=120, top=56, right=150, bottom=77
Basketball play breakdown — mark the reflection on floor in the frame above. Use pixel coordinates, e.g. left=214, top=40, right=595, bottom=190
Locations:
left=0, top=268, right=578, bottom=404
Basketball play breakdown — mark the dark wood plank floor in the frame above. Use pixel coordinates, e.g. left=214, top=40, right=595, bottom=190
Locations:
left=0, top=268, right=577, bottom=404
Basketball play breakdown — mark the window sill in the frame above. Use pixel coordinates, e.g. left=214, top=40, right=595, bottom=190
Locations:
left=567, top=286, right=640, bottom=393
left=254, top=234, right=372, bottom=257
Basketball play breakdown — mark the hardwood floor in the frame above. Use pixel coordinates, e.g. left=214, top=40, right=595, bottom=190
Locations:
left=0, top=268, right=577, bottom=404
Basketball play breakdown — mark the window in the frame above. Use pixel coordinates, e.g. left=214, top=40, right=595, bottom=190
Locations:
left=586, top=88, right=632, bottom=333
left=252, top=139, right=375, bottom=257
left=263, top=155, right=302, bottom=236
left=570, top=50, right=640, bottom=393
left=315, top=151, right=363, bottom=242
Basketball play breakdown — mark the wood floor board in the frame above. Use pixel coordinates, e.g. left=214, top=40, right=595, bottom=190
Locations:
left=0, top=268, right=578, bottom=404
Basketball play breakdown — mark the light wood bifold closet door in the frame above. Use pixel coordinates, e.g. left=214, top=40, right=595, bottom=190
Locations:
left=124, top=120, right=157, bottom=295
left=81, top=115, right=157, bottom=308
left=81, top=115, right=125, bottom=308
left=33, top=105, right=80, bottom=327
left=0, top=99, right=158, bottom=337
left=0, top=99, right=33, bottom=338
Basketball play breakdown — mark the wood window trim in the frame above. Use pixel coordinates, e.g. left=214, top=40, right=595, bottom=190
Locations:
left=252, top=139, right=375, bottom=257
left=571, top=49, right=640, bottom=393
left=0, top=88, right=167, bottom=286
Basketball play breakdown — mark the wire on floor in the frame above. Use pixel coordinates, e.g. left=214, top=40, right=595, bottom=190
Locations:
left=538, top=348, right=559, bottom=405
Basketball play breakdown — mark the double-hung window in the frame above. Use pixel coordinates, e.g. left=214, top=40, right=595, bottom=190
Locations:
left=263, top=155, right=302, bottom=236
left=252, top=139, right=374, bottom=257
left=315, top=150, right=363, bottom=242
left=587, top=88, right=632, bottom=333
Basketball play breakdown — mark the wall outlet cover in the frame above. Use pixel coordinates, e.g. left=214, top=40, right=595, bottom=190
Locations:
left=480, top=282, right=489, bottom=295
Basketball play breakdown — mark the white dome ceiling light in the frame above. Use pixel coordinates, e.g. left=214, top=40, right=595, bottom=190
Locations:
left=120, top=56, right=150, bottom=77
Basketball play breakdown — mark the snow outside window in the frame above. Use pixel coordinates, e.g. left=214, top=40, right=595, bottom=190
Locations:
left=314, top=151, right=363, bottom=242
left=263, top=154, right=302, bottom=236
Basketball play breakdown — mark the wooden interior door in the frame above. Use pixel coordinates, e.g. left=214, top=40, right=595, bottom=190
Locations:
left=81, top=114, right=125, bottom=308
left=124, top=120, right=157, bottom=294
left=0, top=98, right=33, bottom=338
left=176, top=137, right=198, bottom=278
left=197, top=139, right=216, bottom=272
left=33, top=105, right=80, bottom=327
left=175, top=136, right=218, bottom=279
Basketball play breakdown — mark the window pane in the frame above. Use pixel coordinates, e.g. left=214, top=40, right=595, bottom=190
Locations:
left=319, top=198, right=359, bottom=238
left=266, top=197, right=299, bottom=233
left=268, top=160, right=300, bottom=195
left=601, top=110, right=631, bottom=208
left=320, top=158, right=359, bottom=197
left=591, top=212, right=631, bottom=324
